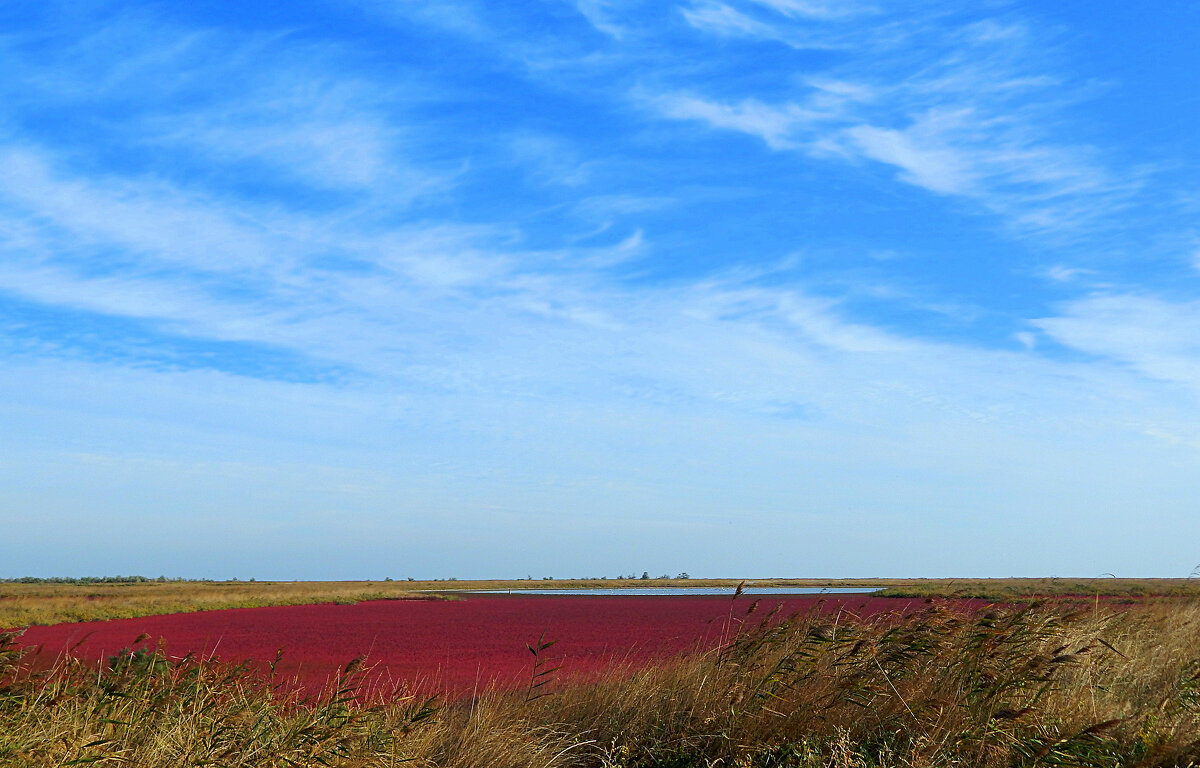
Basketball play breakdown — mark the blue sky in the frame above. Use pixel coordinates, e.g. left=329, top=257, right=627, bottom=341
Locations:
left=3, top=1, right=1199, bottom=579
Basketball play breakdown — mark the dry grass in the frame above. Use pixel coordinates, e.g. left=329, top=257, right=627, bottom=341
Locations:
left=0, top=581, right=451, bottom=628
left=871, top=578, right=1200, bottom=602
left=4, top=598, right=1200, bottom=766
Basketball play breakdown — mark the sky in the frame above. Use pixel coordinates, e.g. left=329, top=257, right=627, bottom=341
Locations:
left=2, top=1, right=1199, bottom=580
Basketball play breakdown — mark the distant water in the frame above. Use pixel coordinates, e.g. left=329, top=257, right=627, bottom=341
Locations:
left=443, top=586, right=882, bottom=596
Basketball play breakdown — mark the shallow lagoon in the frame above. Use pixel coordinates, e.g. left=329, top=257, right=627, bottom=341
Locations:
left=446, top=586, right=882, bottom=596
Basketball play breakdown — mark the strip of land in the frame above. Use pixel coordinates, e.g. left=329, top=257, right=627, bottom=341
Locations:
left=4, top=576, right=1199, bottom=627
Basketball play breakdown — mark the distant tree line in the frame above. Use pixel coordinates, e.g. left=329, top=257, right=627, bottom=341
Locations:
left=515, top=573, right=693, bottom=581
left=0, top=576, right=188, bottom=584
left=9, top=573, right=696, bottom=585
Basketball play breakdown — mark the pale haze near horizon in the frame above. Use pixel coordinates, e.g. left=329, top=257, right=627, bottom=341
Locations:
left=2, top=1, right=1199, bottom=580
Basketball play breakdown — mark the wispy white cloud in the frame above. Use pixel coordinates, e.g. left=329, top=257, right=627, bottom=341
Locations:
left=0, top=132, right=1034, bottom=417
left=11, top=135, right=1163, bottom=447
left=680, top=2, right=791, bottom=42
left=149, top=90, right=409, bottom=192
left=844, top=115, right=977, bottom=195
left=679, top=0, right=866, bottom=49
left=6, top=17, right=221, bottom=104
left=651, top=93, right=814, bottom=149
left=1043, top=265, right=1095, bottom=283
left=1, top=13, right=450, bottom=201
left=0, top=137, right=1167, bottom=425
left=0, top=147, right=286, bottom=273
left=574, top=0, right=630, bottom=39
left=505, top=132, right=594, bottom=187
left=349, top=0, right=490, bottom=39
left=1035, top=295, right=1200, bottom=392
left=656, top=5, right=1137, bottom=239
left=744, top=0, right=874, bottom=21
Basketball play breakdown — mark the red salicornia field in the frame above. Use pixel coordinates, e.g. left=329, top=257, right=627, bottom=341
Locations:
left=15, top=594, right=966, bottom=697
left=9, top=592, right=1200, bottom=766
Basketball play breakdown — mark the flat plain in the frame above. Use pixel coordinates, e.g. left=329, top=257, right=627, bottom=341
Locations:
left=5, top=579, right=1200, bottom=766
left=4, top=576, right=1197, bottom=628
